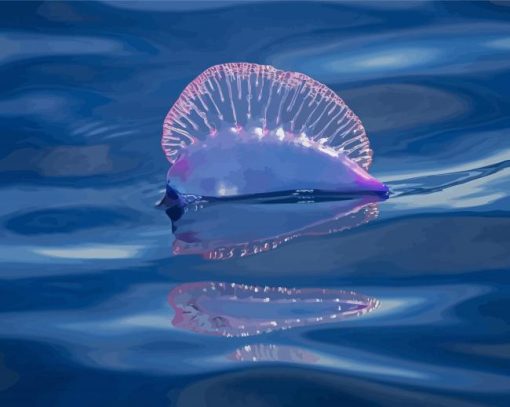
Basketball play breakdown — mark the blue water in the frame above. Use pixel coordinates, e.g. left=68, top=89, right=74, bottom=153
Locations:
left=1, top=1, right=510, bottom=405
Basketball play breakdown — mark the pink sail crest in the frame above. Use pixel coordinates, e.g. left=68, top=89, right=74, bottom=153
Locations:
left=162, top=62, right=373, bottom=170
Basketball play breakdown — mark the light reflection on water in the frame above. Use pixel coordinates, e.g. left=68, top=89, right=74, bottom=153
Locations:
left=1, top=1, right=510, bottom=405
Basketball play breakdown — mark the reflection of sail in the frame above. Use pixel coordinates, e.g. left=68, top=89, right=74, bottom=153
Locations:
left=228, top=344, right=319, bottom=364
left=168, top=195, right=381, bottom=260
left=168, top=282, right=379, bottom=337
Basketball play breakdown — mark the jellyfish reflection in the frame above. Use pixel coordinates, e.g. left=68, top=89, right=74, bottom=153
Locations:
left=167, top=195, right=381, bottom=260
left=228, top=344, right=320, bottom=364
left=169, top=281, right=379, bottom=337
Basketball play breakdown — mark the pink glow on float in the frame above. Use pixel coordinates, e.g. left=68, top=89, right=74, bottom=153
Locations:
left=161, top=62, right=388, bottom=199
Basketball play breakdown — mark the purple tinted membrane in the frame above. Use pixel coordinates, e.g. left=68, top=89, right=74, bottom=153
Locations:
left=169, top=282, right=379, bottom=337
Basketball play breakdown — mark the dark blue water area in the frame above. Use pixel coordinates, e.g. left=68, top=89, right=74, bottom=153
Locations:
left=1, top=1, right=510, bottom=406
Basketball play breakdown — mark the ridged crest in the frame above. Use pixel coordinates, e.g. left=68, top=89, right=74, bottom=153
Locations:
left=162, top=62, right=373, bottom=170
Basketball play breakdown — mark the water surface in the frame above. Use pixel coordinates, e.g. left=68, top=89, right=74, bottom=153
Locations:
left=1, top=1, right=510, bottom=406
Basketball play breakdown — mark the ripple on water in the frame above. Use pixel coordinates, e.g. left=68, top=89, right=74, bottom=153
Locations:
left=4, top=206, right=140, bottom=235
left=341, top=83, right=469, bottom=134
left=268, top=23, right=510, bottom=82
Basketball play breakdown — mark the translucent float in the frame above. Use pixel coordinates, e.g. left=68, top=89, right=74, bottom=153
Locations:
left=162, top=63, right=388, bottom=202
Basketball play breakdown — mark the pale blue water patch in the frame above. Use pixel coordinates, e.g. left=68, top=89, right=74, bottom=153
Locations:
left=1, top=1, right=510, bottom=406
